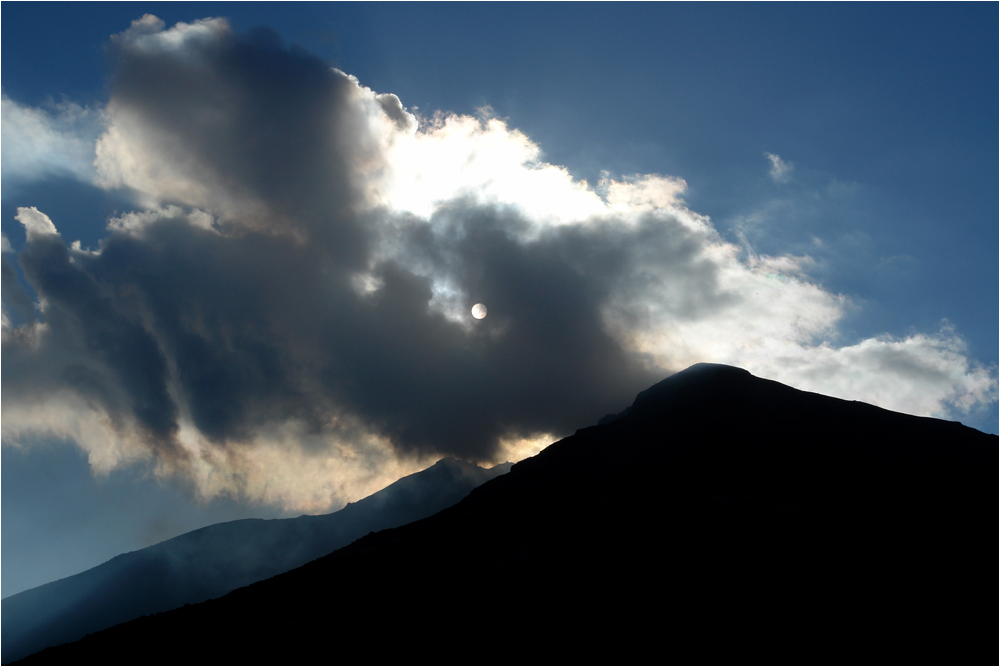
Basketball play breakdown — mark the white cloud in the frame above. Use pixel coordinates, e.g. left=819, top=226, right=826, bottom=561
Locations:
left=599, top=173, right=687, bottom=213
left=765, top=152, right=793, bottom=183
left=1, top=96, right=103, bottom=187
left=2, top=17, right=994, bottom=514
left=110, top=14, right=224, bottom=53
left=739, top=327, right=997, bottom=418
left=14, top=207, right=58, bottom=241
left=374, top=109, right=608, bottom=228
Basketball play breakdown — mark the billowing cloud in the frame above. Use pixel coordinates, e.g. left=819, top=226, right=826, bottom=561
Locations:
left=2, top=17, right=995, bottom=512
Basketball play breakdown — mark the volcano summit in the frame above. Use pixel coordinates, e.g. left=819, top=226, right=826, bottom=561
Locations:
left=18, top=364, right=996, bottom=665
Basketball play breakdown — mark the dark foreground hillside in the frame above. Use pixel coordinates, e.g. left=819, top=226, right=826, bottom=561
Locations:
left=20, top=364, right=996, bottom=665
left=3, top=458, right=510, bottom=664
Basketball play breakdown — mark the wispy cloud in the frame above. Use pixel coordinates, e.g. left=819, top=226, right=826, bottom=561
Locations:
left=1, top=96, right=103, bottom=192
left=2, top=17, right=994, bottom=512
left=765, top=152, right=793, bottom=183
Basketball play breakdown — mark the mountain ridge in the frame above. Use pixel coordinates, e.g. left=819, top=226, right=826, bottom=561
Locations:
left=2, top=456, right=511, bottom=664
left=17, top=363, right=997, bottom=664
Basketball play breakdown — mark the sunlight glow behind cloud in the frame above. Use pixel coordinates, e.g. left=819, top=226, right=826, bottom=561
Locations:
left=2, top=16, right=995, bottom=513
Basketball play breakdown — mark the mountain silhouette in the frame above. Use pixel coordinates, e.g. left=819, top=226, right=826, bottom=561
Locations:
left=16, top=364, right=996, bottom=665
left=2, top=457, right=511, bottom=664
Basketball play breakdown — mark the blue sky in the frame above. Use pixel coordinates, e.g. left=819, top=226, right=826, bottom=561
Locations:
left=2, top=3, right=996, bottom=596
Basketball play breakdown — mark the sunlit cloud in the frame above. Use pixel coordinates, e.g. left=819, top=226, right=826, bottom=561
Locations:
left=2, top=16, right=994, bottom=513
left=1, top=96, right=103, bottom=192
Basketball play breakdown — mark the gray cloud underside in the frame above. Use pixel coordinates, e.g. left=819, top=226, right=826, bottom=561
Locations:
left=3, top=17, right=995, bottom=509
left=10, top=204, right=690, bottom=461
left=3, top=22, right=682, bottom=464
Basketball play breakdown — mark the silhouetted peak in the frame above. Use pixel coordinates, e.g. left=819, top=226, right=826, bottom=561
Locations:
left=598, top=363, right=751, bottom=425
left=428, top=457, right=487, bottom=475
left=672, top=362, right=751, bottom=378
left=638, top=363, right=750, bottom=400
left=13, top=361, right=996, bottom=666
left=430, top=456, right=464, bottom=469
left=429, top=457, right=514, bottom=477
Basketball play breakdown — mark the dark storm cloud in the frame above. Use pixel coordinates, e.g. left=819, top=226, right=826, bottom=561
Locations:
left=321, top=207, right=667, bottom=457
left=5, top=16, right=993, bottom=507
left=7, top=197, right=679, bottom=463
left=0, top=17, right=677, bottom=466
left=102, top=17, right=372, bottom=264
left=13, top=230, right=181, bottom=456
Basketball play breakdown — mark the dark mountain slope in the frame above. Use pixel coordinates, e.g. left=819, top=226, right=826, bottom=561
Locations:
left=2, top=457, right=511, bottom=664
left=21, top=364, right=996, bottom=665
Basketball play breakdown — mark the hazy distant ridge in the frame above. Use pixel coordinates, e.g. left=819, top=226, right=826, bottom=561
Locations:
left=1, top=457, right=510, bottom=663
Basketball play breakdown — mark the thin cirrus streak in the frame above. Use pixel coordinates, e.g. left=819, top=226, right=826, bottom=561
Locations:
left=1, top=15, right=995, bottom=513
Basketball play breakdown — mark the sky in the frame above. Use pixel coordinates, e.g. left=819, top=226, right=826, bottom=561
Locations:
left=2, top=3, right=996, bottom=597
